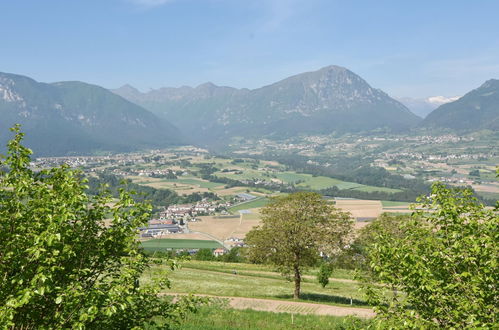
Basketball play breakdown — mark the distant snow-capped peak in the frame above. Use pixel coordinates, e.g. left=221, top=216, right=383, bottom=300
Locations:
left=427, top=95, right=460, bottom=105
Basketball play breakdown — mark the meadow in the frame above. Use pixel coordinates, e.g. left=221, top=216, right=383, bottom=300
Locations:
left=174, top=306, right=371, bottom=329
left=147, top=261, right=367, bottom=307
left=141, top=238, right=222, bottom=251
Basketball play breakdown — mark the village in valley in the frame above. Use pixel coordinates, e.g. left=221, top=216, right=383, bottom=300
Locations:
left=29, top=130, right=499, bottom=257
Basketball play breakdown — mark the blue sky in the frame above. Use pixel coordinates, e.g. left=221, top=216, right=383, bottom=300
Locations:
left=1, top=0, right=498, bottom=98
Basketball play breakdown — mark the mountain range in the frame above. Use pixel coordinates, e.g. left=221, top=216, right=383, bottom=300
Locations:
left=1, top=67, right=497, bottom=156
left=0, top=72, right=182, bottom=156
left=397, top=96, right=460, bottom=118
left=421, top=79, right=499, bottom=131
left=113, top=65, right=421, bottom=144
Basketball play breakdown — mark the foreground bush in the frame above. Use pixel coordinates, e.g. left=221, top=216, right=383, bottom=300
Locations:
left=0, top=126, right=202, bottom=329
left=363, top=183, right=498, bottom=328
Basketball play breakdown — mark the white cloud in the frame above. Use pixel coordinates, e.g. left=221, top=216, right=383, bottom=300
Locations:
left=427, top=96, right=460, bottom=105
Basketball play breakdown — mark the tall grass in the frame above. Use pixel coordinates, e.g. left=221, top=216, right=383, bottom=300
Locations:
left=173, top=306, right=371, bottom=329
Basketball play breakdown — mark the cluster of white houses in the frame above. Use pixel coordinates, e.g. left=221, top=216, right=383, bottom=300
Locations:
left=160, top=200, right=233, bottom=221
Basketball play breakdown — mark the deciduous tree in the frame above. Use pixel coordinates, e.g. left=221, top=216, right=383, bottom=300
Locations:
left=0, top=126, right=201, bottom=329
left=362, top=183, right=498, bottom=328
left=245, top=192, right=353, bottom=299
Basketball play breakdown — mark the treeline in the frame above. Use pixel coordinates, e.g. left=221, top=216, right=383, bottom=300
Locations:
left=236, top=153, right=497, bottom=205
left=321, top=186, right=423, bottom=203
left=268, top=154, right=429, bottom=192
left=145, top=247, right=247, bottom=263
left=86, top=173, right=219, bottom=210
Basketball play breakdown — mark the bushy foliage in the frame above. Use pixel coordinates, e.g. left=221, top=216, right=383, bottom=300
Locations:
left=246, top=192, right=353, bottom=299
left=362, top=183, right=498, bottom=328
left=317, top=263, right=333, bottom=288
left=0, top=126, right=203, bottom=329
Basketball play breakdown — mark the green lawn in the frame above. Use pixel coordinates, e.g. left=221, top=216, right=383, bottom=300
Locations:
left=174, top=306, right=371, bottom=330
left=141, top=239, right=222, bottom=251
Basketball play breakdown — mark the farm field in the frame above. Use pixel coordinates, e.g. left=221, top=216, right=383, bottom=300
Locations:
left=141, top=238, right=222, bottom=252
left=164, top=178, right=223, bottom=189
left=228, top=197, right=271, bottom=213
left=215, top=167, right=401, bottom=193
left=381, top=200, right=411, bottom=207
left=188, top=212, right=262, bottom=242
left=334, top=199, right=382, bottom=218
left=127, top=176, right=213, bottom=194
left=160, top=233, right=214, bottom=241
left=188, top=216, right=243, bottom=242
left=184, top=197, right=416, bottom=245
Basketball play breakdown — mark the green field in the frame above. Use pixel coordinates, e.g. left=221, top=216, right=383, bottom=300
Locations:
left=214, top=167, right=399, bottom=194
left=175, top=306, right=371, bottom=329
left=141, top=239, right=222, bottom=251
left=165, top=178, right=224, bottom=189
left=352, top=185, right=402, bottom=193
left=476, top=191, right=499, bottom=201
left=228, top=197, right=271, bottom=213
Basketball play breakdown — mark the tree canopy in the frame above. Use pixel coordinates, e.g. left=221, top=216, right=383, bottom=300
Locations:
left=0, top=126, right=201, bottom=329
left=245, top=192, right=353, bottom=299
left=362, top=183, right=498, bottom=328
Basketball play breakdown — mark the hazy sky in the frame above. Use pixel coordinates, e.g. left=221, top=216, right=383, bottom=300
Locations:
left=1, top=0, right=499, bottom=98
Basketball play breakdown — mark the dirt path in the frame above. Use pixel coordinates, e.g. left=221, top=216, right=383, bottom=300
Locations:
left=166, top=293, right=374, bottom=318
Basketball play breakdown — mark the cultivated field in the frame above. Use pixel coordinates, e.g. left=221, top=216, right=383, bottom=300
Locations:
left=188, top=212, right=262, bottom=243
left=334, top=199, right=383, bottom=218
left=128, top=175, right=219, bottom=194
left=189, top=216, right=243, bottom=242
left=141, top=238, right=222, bottom=252
left=228, top=198, right=270, bottom=213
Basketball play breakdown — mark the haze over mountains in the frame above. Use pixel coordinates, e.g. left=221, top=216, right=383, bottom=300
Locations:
left=0, top=72, right=182, bottom=156
left=114, top=65, right=421, bottom=143
left=421, top=79, right=499, bottom=130
left=1, top=66, right=497, bottom=156
left=397, top=96, right=460, bottom=118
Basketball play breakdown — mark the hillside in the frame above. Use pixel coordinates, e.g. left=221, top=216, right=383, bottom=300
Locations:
left=0, top=72, right=183, bottom=156
left=421, top=79, right=499, bottom=131
left=114, top=65, right=421, bottom=143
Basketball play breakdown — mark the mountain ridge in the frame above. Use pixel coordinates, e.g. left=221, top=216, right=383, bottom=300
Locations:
left=420, top=79, right=499, bottom=131
left=113, top=65, right=421, bottom=143
left=0, top=72, right=183, bottom=156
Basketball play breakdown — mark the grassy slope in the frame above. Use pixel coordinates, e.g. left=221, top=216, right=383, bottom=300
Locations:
left=148, top=261, right=366, bottom=307
left=141, top=239, right=222, bottom=250
left=175, top=306, right=371, bottom=329
left=181, top=261, right=355, bottom=280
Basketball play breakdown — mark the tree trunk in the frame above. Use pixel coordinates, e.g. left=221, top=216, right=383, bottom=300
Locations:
left=293, top=264, right=301, bottom=299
